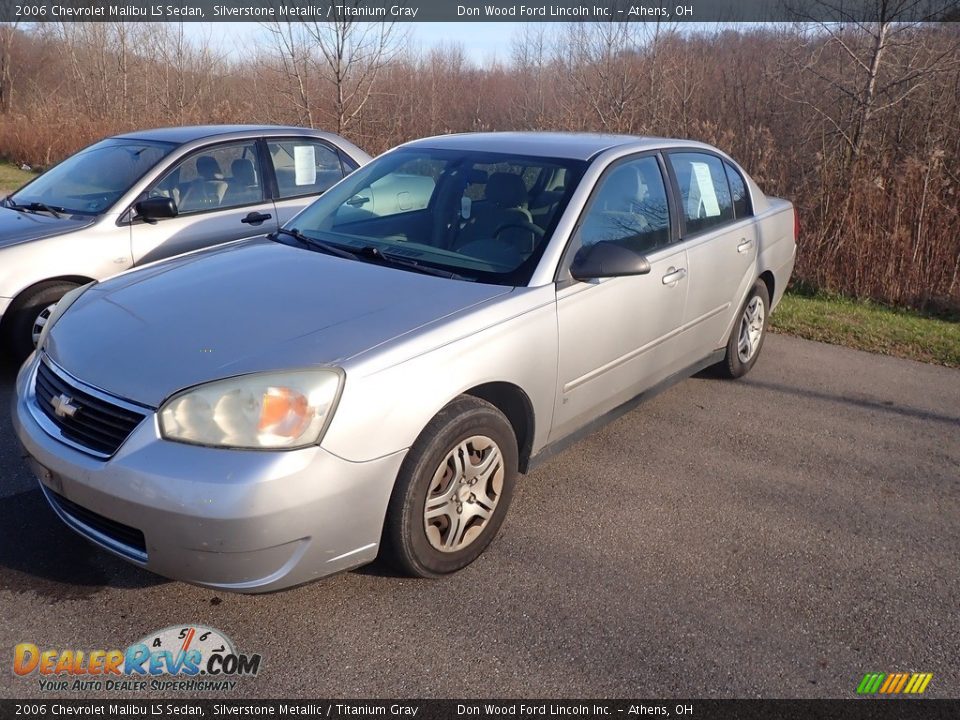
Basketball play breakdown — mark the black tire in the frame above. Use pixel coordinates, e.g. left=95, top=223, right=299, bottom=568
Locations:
left=713, top=279, right=770, bottom=379
left=3, top=281, right=79, bottom=363
left=382, top=395, right=519, bottom=578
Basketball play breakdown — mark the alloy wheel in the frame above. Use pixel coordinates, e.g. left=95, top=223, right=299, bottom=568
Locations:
left=423, top=435, right=504, bottom=553
left=737, top=295, right=765, bottom=363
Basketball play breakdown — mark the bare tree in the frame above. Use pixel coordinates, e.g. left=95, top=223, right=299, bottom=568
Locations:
left=0, top=21, right=18, bottom=113
left=781, top=0, right=960, bottom=175
left=554, top=21, right=644, bottom=133
left=261, top=20, right=315, bottom=127
left=510, top=24, right=551, bottom=128
left=302, top=14, right=403, bottom=137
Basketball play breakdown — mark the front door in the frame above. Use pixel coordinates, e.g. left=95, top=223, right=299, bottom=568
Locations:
left=130, top=139, right=278, bottom=266
left=551, top=154, right=688, bottom=442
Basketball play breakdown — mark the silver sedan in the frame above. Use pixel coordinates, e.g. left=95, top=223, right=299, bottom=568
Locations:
left=13, top=132, right=797, bottom=591
left=0, top=125, right=369, bottom=361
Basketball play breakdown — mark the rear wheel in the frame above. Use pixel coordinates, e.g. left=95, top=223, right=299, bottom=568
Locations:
left=3, top=281, right=79, bottom=363
left=383, top=395, right=518, bottom=578
left=713, top=279, right=770, bottom=379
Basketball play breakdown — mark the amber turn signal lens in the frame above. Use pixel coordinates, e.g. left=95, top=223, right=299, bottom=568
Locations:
left=259, top=388, right=310, bottom=437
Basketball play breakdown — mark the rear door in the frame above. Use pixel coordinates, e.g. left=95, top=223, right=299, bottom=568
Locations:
left=551, top=153, right=688, bottom=442
left=665, top=151, right=758, bottom=364
left=129, top=139, right=277, bottom=265
left=265, top=138, right=354, bottom=228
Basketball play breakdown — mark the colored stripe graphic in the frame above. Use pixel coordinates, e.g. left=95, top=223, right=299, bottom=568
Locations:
left=879, top=674, right=897, bottom=693
left=857, top=673, right=885, bottom=694
left=857, top=672, right=933, bottom=694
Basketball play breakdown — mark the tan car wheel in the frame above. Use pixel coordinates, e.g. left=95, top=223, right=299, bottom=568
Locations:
left=4, top=281, right=78, bottom=363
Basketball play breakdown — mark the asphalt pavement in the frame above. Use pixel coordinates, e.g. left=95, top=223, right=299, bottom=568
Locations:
left=0, top=333, right=957, bottom=699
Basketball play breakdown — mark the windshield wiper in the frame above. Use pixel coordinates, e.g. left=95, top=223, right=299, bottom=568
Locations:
left=3, top=197, right=64, bottom=218
left=269, top=227, right=361, bottom=261
left=359, top=246, right=466, bottom=280
left=269, top=228, right=464, bottom=280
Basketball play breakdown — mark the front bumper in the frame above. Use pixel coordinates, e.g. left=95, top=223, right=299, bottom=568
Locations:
left=12, top=356, right=406, bottom=592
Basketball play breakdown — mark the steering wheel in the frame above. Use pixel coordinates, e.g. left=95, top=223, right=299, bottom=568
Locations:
left=493, top=221, right=545, bottom=240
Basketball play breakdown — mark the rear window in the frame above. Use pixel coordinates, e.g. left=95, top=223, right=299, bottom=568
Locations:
left=667, top=152, right=735, bottom=235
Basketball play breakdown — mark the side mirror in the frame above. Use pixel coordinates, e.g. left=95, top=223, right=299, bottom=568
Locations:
left=570, top=241, right=651, bottom=281
left=134, top=197, right=178, bottom=222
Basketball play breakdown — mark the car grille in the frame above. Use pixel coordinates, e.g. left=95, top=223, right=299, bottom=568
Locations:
left=46, top=489, right=147, bottom=559
left=34, top=359, right=146, bottom=457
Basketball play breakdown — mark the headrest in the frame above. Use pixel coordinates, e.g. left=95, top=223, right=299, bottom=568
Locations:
left=599, top=165, right=653, bottom=209
left=231, top=158, right=256, bottom=185
left=486, top=172, right=528, bottom=209
left=197, top=155, right=224, bottom=180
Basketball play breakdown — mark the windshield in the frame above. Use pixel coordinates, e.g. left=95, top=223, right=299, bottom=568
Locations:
left=286, top=148, right=587, bottom=286
left=10, top=138, right=177, bottom=216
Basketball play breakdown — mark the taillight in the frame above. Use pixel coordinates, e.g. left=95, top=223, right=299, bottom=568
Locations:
left=793, top=207, right=800, bottom=242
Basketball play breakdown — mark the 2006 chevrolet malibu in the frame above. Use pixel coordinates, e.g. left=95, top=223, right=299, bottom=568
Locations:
left=13, top=132, right=797, bottom=591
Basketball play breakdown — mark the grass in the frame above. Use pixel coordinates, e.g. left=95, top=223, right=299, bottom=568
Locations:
left=0, top=161, right=35, bottom=195
left=771, top=291, right=960, bottom=368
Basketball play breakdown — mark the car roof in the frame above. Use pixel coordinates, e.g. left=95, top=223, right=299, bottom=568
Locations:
left=111, top=125, right=339, bottom=144
left=398, top=132, right=713, bottom=161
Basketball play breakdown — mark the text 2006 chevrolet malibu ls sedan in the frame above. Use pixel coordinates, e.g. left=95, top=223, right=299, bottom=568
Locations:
left=13, top=133, right=797, bottom=592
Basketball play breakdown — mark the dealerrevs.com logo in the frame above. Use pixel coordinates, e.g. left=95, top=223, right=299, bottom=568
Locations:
left=13, top=625, right=261, bottom=692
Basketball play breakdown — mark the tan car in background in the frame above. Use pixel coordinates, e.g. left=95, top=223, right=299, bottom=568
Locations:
left=0, top=124, right=370, bottom=360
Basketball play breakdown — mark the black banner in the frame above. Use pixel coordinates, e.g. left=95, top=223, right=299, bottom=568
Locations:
left=1, top=0, right=959, bottom=23
left=2, top=700, right=960, bottom=720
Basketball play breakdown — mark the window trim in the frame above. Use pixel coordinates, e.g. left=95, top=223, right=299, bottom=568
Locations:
left=664, top=148, right=746, bottom=241
left=264, top=136, right=346, bottom=202
left=554, top=150, right=677, bottom=284
left=124, top=137, right=269, bottom=223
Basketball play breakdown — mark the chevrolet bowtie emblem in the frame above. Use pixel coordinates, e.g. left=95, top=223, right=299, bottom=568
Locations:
left=50, top=393, right=79, bottom=419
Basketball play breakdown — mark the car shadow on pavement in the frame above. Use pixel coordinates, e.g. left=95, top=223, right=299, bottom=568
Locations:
left=744, top=379, right=960, bottom=426
left=0, top=355, right=167, bottom=600
left=0, top=488, right=168, bottom=601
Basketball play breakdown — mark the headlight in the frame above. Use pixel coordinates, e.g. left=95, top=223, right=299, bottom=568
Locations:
left=37, top=281, right=96, bottom=351
left=158, top=369, right=343, bottom=450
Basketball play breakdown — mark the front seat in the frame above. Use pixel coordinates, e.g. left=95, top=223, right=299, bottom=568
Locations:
left=180, top=155, right=228, bottom=211
left=457, top=172, right=537, bottom=256
left=226, top=158, right=260, bottom=205
left=581, top=164, right=652, bottom=250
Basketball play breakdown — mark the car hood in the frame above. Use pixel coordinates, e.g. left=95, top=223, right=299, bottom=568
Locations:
left=45, top=238, right=512, bottom=407
left=0, top=205, right=94, bottom=248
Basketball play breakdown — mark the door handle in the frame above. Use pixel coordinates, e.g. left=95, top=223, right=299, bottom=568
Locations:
left=737, top=238, right=753, bottom=253
left=661, top=267, right=687, bottom=285
left=241, top=211, right=272, bottom=225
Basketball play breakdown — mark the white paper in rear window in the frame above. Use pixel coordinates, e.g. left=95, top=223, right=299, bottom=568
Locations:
left=294, top=146, right=317, bottom=186
left=690, top=162, right=721, bottom=218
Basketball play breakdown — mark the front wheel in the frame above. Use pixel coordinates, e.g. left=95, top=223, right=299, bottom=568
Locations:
left=3, top=281, right=79, bottom=363
left=382, top=395, right=519, bottom=578
left=713, top=279, right=770, bottom=379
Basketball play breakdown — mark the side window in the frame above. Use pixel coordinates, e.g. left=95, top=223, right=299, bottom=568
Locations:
left=668, top=152, right=734, bottom=235
left=149, top=141, right=263, bottom=215
left=579, top=156, right=671, bottom=253
left=724, top=161, right=752, bottom=219
left=268, top=140, right=344, bottom=199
